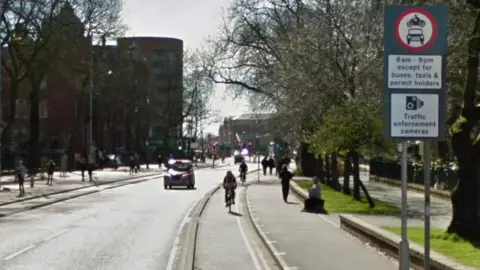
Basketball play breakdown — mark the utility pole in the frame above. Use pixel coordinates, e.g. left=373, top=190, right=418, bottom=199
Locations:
left=0, top=3, right=3, bottom=188
left=87, top=33, right=94, bottom=163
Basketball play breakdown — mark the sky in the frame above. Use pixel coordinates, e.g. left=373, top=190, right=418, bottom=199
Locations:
left=122, top=0, right=250, bottom=135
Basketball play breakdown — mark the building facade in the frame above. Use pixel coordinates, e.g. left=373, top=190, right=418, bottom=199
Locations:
left=0, top=4, right=185, bottom=166
left=117, top=37, right=184, bottom=151
left=218, top=113, right=274, bottom=152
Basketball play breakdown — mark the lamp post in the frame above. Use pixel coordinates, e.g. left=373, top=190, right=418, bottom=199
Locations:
left=87, top=33, right=94, bottom=163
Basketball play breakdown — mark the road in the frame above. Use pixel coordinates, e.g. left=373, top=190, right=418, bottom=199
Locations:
left=0, top=164, right=238, bottom=270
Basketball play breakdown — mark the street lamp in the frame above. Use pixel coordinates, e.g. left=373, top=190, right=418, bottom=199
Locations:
left=87, top=33, right=94, bottom=163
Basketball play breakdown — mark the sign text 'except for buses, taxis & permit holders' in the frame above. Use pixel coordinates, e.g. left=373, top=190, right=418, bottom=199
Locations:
left=388, top=55, right=441, bottom=89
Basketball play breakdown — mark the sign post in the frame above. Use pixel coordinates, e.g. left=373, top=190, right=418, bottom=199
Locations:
left=384, top=5, right=448, bottom=270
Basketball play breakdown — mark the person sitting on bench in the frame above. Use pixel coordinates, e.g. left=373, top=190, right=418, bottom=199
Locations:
left=304, top=177, right=325, bottom=213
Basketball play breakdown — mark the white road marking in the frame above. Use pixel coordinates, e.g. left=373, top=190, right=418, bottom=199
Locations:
left=246, top=197, right=292, bottom=270
left=274, top=252, right=286, bottom=256
left=3, top=244, right=35, bottom=260
left=43, top=229, right=69, bottom=242
left=319, top=215, right=340, bottom=228
left=267, top=240, right=277, bottom=244
left=236, top=188, right=263, bottom=270
left=3, top=228, right=70, bottom=261
left=165, top=198, right=199, bottom=270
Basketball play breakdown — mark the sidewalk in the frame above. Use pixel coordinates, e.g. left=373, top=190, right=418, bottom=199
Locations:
left=340, top=172, right=452, bottom=229
left=0, top=169, right=161, bottom=206
left=246, top=174, right=399, bottom=270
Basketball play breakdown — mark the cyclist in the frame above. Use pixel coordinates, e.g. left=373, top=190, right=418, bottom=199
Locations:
left=239, top=160, right=248, bottom=183
left=223, top=171, right=237, bottom=206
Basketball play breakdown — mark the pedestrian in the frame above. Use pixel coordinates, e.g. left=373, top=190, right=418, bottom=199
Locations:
left=134, top=153, right=140, bottom=173
left=87, top=158, right=93, bottom=181
left=46, top=159, right=56, bottom=185
left=157, top=155, right=163, bottom=169
left=279, top=164, right=293, bottom=202
left=129, top=157, right=135, bottom=175
left=303, top=177, right=325, bottom=213
left=261, top=156, right=268, bottom=176
left=267, top=156, right=275, bottom=175
left=15, top=160, right=27, bottom=197
left=80, top=158, right=87, bottom=181
left=60, top=153, right=68, bottom=177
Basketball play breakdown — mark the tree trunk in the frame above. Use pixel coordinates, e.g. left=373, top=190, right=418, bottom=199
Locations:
left=351, top=149, right=375, bottom=207
left=317, top=155, right=325, bottom=183
left=351, top=150, right=361, bottom=200
left=299, top=142, right=316, bottom=177
left=325, top=153, right=331, bottom=184
left=447, top=9, right=480, bottom=241
left=343, top=153, right=351, bottom=195
left=28, top=87, right=40, bottom=174
left=330, top=152, right=340, bottom=190
left=1, top=80, right=20, bottom=146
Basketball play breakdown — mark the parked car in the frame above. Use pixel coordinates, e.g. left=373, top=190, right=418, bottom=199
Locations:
left=164, top=159, right=195, bottom=189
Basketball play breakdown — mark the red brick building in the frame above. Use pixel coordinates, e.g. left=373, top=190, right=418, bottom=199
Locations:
left=1, top=5, right=184, bottom=158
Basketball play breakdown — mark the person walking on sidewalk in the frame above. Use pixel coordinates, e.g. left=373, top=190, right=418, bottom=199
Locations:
left=279, top=164, right=293, bottom=202
left=261, top=156, right=268, bottom=175
left=15, top=160, right=27, bottom=197
left=46, top=159, right=56, bottom=185
left=267, top=156, right=275, bottom=175
left=129, top=157, right=135, bottom=175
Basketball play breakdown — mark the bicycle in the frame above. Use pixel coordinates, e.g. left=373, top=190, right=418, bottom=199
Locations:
left=226, top=188, right=235, bottom=212
left=240, top=172, right=246, bottom=186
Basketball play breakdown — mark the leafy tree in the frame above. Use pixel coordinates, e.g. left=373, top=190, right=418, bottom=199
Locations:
left=446, top=0, right=480, bottom=241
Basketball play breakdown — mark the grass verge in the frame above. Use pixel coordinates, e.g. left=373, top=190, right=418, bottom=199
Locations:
left=296, top=180, right=400, bottom=215
left=384, top=227, right=480, bottom=268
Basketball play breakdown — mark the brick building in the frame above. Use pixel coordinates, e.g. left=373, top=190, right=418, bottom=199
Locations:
left=218, top=113, right=274, bottom=151
left=117, top=37, right=184, bottom=151
left=0, top=4, right=184, bottom=164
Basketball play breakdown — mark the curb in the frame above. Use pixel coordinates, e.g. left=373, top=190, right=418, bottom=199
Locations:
left=338, top=214, right=476, bottom=270
left=0, top=172, right=163, bottom=207
left=370, top=175, right=451, bottom=200
left=244, top=185, right=290, bottom=270
left=0, top=175, right=161, bottom=218
left=290, top=180, right=308, bottom=200
left=176, top=185, right=221, bottom=270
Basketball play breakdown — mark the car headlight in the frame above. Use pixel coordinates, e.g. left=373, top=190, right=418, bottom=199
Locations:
left=181, top=174, right=189, bottom=179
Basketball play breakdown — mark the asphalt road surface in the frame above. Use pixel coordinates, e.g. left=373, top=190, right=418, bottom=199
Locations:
left=0, top=164, right=238, bottom=270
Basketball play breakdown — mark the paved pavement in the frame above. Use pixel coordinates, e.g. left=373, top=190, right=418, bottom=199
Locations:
left=0, top=163, right=239, bottom=269
left=339, top=171, right=452, bottom=229
left=246, top=174, right=399, bottom=270
left=194, top=179, right=278, bottom=270
left=0, top=168, right=161, bottom=206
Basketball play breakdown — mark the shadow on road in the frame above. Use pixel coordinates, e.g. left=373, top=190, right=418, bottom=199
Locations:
left=228, top=211, right=243, bottom=217
left=286, top=201, right=300, bottom=205
left=168, top=187, right=197, bottom=191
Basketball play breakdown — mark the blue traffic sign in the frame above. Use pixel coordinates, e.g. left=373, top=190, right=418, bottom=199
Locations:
left=383, top=5, right=448, bottom=141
